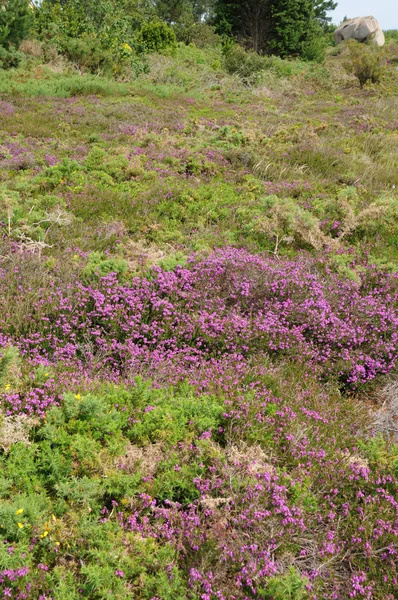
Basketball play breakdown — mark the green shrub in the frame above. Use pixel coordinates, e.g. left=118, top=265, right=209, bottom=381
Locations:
left=128, top=383, right=224, bottom=445
left=223, top=44, right=270, bottom=84
left=82, top=251, right=129, bottom=280
left=0, top=44, right=24, bottom=69
left=177, top=22, right=221, bottom=48
left=139, top=21, right=177, bottom=54
left=300, top=25, right=327, bottom=62
left=384, top=30, right=398, bottom=42
left=61, top=34, right=114, bottom=74
left=34, top=0, right=89, bottom=42
left=343, top=40, right=386, bottom=88
left=34, top=1, right=149, bottom=77
left=259, top=567, right=309, bottom=599
left=0, top=0, right=32, bottom=49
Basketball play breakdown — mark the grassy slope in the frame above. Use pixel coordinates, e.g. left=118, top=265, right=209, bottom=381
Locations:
left=0, top=45, right=397, bottom=599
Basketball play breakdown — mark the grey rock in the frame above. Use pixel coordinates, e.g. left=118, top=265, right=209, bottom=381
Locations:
left=334, top=16, right=385, bottom=47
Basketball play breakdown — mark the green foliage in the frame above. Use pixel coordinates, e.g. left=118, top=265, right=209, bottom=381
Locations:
left=127, top=382, right=224, bottom=445
left=384, top=29, right=398, bottom=42
left=60, top=35, right=115, bottom=74
left=223, top=43, right=270, bottom=84
left=139, top=21, right=177, bottom=54
left=213, top=0, right=269, bottom=53
left=34, top=0, right=150, bottom=76
left=177, top=22, right=220, bottom=47
left=0, top=43, right=23, bottom=68
left=268, top=0, right=316, bottom=58
left=300, top=23, right=327, bottom=62
left=343, top=40, right=386, bottom=88
left=0, top=346, right=22, bottom=389
left=313, top=0, right=337, bottom=30
left=0, top=0, right=32, bottom=50
left=154, top=0, right=191, bottom=23
left=259, top=567, right=309, bottom=599
left=0, top=69, right=131, bottom=95
left=214, top=0, right=324, bottom=58
left=82, top=251, right=129, bottom=280
left=359, top=435, right=398, bottom=474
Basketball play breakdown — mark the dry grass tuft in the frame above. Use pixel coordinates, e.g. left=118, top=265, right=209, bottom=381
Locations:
left=119, top=442, right=164, bottom=477
left=0, top=414, right=37, bottom=452
left=374, top=379, right=398, bottom=441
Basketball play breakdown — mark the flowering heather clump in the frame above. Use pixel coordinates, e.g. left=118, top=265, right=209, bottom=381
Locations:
left=0, top=101, right=15, bottom=117
left=0, top=141, right=36, bottom=171
left=0, top=249, right=396, bottom=401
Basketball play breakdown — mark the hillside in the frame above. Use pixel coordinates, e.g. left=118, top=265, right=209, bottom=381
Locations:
left=0, top=40, right=398, bottom=599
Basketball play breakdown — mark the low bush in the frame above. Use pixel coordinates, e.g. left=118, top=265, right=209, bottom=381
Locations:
left=343, top=40, right=387, bottom=88
left=223, top=44, right=271, bottom=84
left=301, top=29, right=327, bottom=63
left=139, top=22, right=177, bottom=54
left=0, top=45, right=24, bottom=69
left=177, top=22, right=221, bottom=48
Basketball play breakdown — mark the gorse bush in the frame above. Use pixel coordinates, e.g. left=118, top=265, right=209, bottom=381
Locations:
left=138, top=21, right=177, bottom=54
left=1, top=372, right=395, bottom=598
left=343, top=40, right=387, bottom=88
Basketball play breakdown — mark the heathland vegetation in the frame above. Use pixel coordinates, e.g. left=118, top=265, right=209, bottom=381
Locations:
left=0, top=1, right=398, bottom=598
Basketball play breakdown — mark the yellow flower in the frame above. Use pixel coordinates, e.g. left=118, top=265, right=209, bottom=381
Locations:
left=40, top=531, right=49, bottom=538
left=55, top=541, right=60, bottom=546
left=17, top=523, right=24, bottom=529
left=15, top=508, right=24, bottom=515
left=45, top=373, right=49, bottom=377
left=4, top=384, right=10, bottom=390
left=52, top=514, right=57, bottom=522
left=122, top=43, right=132, bottom=53
left=73, top=254, right=79, bottom=260
left=75, top=393, right=81, bottom=400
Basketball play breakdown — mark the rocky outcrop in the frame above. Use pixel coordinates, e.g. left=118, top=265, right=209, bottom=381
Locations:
left=334, top=16, right=385, bottom=47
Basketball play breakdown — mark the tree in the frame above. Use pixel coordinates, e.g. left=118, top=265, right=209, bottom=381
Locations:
left=214, top=0, right=270, bottom=52
left=0, top=0, right=33, bottom=48
left=241, top=0, right=270, bottom=53
left=153, top=0, right=192, bottom=23
left=268, top=0, right=315, bottom=57
left=314, top=0, right=337, bottom=30
left=191, top=0, right=215, bottom=21
left=213, top=0, right=320, bottom=57
left=153, top=0, right=215, bottom=24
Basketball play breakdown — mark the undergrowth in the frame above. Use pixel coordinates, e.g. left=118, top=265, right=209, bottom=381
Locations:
left=0, top=37, right=397, bottom=600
